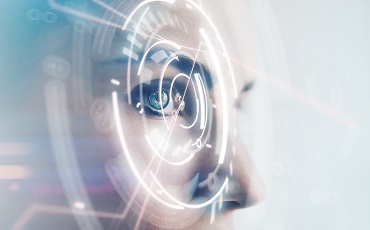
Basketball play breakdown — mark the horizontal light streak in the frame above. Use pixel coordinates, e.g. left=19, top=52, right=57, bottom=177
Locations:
left=0, top=165, right=32, bottom=179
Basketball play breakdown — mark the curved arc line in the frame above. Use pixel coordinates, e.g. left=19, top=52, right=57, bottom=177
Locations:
left=150, top=171, right=229, bottom=209
left=112, top=91, right=184, bottom=210
left=199, top=28, right=229, bottom=165
left=126, top=7, right=150, bottom=105
left=169, top=73, right=200, bottom=130
left=138, top=40, right=181, bottom=76
left=145, top=135, right=195, bottom=166
left=186, top=0, right=238, bottom=98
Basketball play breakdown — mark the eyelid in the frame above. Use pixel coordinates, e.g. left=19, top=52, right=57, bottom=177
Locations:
left=129, top=79, right=179, bottom=118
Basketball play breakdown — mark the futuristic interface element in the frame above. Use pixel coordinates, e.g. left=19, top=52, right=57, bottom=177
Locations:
left=17, top=0, right=239, bottom=229
left=104, top=0, right=237, bottom=218
left=109, top=0, right=230, bottom=204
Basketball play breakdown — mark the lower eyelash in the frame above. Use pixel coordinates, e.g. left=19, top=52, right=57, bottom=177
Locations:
left=143, top=106, right=172, bottom=117
left=128, top=79, right=183, bottom=118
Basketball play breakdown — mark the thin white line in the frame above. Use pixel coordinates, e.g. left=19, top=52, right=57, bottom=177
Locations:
left=148, top=11, right=159, bottom=25
left=150, top=171, right=229, bottom=209
left=157, top=11, right=167, bottom=25
left=199, top=28, right=229, bottom=164
left=194, top=73, right=206, bottom=130
left=110, top=79, right=120, bottom=86
left=122, top=47, right=139, bottom=61
left=174, top=16, right=182, bottom=29
left=122, top=0, right=175, bottom=31
left=165, top=11, right=175, bottom=27
left=138, top=40, right=181, bottom=75
left=127, top=34, right=143, bottom=49
left=112, top=91, right=184, bottom=210
left=188, top=0, right=238, bottom=97
left=135, top=24, right=149, bottom=39
left=182, top=20, right=189, bottom=34
left=141, top=17, right=154, bottom=31
left=91, top=0, right=128, bottom=19
left=210, top=202, right=215, bottom=224
left=145, top=135, right=195, bottom=166
left=218, top=193, right=223, bottom=210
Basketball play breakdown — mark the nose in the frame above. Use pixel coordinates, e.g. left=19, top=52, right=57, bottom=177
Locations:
left=222, top=135, right=266, bottom=209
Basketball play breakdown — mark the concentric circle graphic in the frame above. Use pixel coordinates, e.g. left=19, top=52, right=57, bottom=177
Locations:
left=105, top=0, right=238, bottom=211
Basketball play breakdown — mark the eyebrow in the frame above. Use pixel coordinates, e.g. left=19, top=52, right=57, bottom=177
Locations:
left=233, top=81, right=255, bottom=108
left=241, top=81, right=255, bottom=93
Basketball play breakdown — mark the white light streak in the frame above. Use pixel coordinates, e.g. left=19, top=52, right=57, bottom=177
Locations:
left=199, top=28, right=229, bottom=164
left=218, top=193, right=223, bottom=210
left=145, top=135, right=195, bottom=166
left=181, top=20, right=189, bottom=34
left=150, top=50, right=168, bottom=63
left=73, top=201, right=86, bottom=210
left=180, top=99, right=199, bottom=129
left=147, top=11, right=159, bottom=25
left=91, top=0, right=128, bottom=19
left=135, top=24, right=149, bottom=39
left=150, top=172, right=229, bottom=209
left=188, top=0, right=237, bottom=97
left=138, top=40, right=181, bottom=76
left=0, top=166, right=32, bottom=179
left=122, top=47, right=139, bottom=61
left=194, top=73, right=206, bottom=130
left=210, top=202, right=215, bottom=224
left=122, top=0, right=175, bottom=31
left=110, top=79, right=120, bottom=86
left=141, top=17, right=154, bottom=31
left=157, top=11, right=167, bottom=25
left=127, top=34, right=143, bottom=49
left=174, top=16, right=182, bottom=29
left=112, top=91, right=184, bottom=210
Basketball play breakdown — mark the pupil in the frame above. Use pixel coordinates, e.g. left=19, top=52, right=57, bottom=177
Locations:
left=148, top=90, right=169, bottom=110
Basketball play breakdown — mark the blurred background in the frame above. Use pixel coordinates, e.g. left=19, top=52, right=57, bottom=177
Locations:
left=233, top=0, right=370, bottom=229
left=1, top=0, right=369, bottom=229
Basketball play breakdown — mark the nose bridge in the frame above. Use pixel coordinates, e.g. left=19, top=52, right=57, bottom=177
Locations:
left=222, top=135, right=266, bottom=208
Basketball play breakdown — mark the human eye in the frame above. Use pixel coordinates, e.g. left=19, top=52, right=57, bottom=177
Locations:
left=129, top=78, right=189, bottom=119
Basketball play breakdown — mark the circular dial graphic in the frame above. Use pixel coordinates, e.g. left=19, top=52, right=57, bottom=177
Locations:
left=96, top=0, right=237, bottom=216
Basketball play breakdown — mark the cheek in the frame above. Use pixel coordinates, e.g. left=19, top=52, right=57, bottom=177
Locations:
left=118, top=106, right=198, bottom=185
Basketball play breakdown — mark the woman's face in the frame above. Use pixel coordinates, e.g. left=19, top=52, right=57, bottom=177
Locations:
left=31, top=0, right=266, bottom=229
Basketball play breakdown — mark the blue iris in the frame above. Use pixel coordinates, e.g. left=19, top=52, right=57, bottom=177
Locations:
left=148, top=89, right=169, bottom=110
